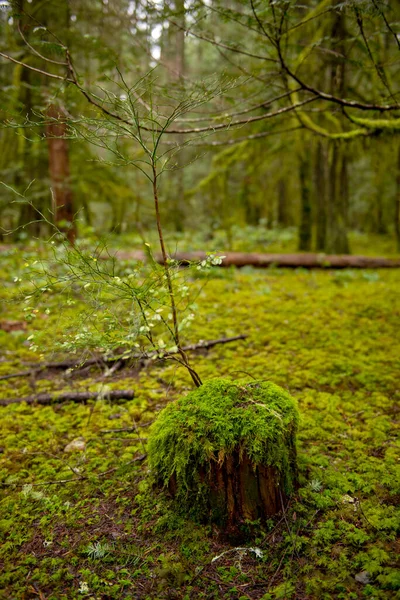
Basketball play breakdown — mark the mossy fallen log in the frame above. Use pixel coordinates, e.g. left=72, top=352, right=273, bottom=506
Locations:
left=148, top=379, right=299, bottom=535
left=116, top=250, right=400, bottom=269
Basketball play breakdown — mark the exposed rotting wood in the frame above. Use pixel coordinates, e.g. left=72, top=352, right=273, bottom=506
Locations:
left=116, top=250, right=400, bottom=269
left=149, top=379, right=299, bottom=538
left=0, top=389, right=135, bottom=407
left=0, top=335, right=247, bottom=382
left=207, top=451, right=293, bottom=533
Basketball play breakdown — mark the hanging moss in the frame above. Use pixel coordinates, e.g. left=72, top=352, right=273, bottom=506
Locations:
left=345, top=114, right=400, bottom=131
left=148, top=378, right=299, bottom=524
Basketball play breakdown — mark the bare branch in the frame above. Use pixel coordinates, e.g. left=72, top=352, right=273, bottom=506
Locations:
left=168, top=19, right=277, bottom=63
left=0, top=51, right=73, bottom=82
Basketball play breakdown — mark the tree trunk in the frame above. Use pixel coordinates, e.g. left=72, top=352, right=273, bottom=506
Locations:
left=396, top=144, right=400, bottom=252
left=277, top=177, right=289, bottom=227
left=315, top=141, right=328, bottom=251
left=326, top=142, right=350, bottom=254
left=46, top=105, right=75, bottom=244
left=298, top=153, right=312, bottom=251
left=167, top=0, right=186, bottom=232
left=324, top=8, right=350, bottom=254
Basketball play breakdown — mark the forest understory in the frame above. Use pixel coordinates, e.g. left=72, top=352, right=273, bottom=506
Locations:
left=0, top=241, right=399, bottom=600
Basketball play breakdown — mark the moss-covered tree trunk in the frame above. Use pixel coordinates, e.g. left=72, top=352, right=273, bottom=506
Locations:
left=149, top=379, right=299, bottom=537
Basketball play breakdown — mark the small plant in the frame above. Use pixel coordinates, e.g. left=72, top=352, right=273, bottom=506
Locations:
left=86, top=541, right=110, bottom=560
left=308, top=479, right=323, bottom=493
left=7, top=67, right=233, bottom=387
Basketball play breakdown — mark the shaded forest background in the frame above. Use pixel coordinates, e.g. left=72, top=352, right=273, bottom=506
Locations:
left=1, top=0, right=400, bottom=255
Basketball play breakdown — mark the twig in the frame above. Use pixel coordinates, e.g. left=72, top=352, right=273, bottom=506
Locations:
left=0, top=389, right=135, bottom=407
left=0, top=335, right=247, bottom=382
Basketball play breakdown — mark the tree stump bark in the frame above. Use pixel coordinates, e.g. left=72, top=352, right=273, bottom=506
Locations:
left=149, top=379, right=299, bottom=536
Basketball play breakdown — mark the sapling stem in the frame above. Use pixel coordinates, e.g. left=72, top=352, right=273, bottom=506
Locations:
left=151, top=161, right=202, bottom=387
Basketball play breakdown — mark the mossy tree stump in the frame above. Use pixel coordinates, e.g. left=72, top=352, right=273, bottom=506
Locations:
left=148, top=379, right=299, bottom=533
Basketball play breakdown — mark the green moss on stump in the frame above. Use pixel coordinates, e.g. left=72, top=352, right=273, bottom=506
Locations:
left=148, top=378, right=299, bottom=528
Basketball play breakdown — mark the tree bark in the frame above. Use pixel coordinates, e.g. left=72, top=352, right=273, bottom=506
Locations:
left=326, top=142, right=350, bottom=254
left=395, top=144, right=400, bottom=252
left=167, top=0, right=186, bottom=232
left=206, top=451, right=292, bottom=530
left=277, top=177, right=289, bottom=227
left=46, top=105, right=75, bottom=243
left=298, top=152, right=312, bottom=251
left=315, top=141, right=328, bottom=251
left=324, top=8, right=350, bottom=254
left=116, top=249, right=400, bottom=268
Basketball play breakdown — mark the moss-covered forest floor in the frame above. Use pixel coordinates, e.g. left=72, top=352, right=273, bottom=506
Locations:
left=0, top=243, right=399, bottom=599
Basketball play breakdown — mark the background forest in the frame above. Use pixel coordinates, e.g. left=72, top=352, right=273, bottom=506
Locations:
left=1, top=2, right=400, bottom=600
left=1, top=0, right=400, bottom=254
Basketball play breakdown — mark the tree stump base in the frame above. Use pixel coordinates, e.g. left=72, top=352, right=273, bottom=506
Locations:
left=148, top=379, right=299, bottom=535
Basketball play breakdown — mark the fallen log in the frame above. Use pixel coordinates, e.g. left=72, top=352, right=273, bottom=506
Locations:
left=116, top=250, right=400, bottom=269
left=0, top=335, right=247, bottom=381
left=0, top=389, right=135, bottom=407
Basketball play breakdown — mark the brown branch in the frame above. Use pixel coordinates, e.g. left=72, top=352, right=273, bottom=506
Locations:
left=163, top=125, right=303, bottom=147
left=0, top=389, right=135, bottom=407
left=65, top=48, right=313, bottom=135
left=168, top=19, right=277, bottom=63
left=354, top=7, right=394, bottom=100
left=64, top=50, right=133, bottom=127
left=371, top=0, right=400, bottom=52
left=0, top=51, right=74, bottom=82
left=159, top=97, right=317, bottom=134
left=17, top=21, right=68, bottom=66
left=278, top=52, right=400, bottom=112
left=214, top=44, right=273, bottom=84
left=0, top=335, right=247, bottom=382
left=176, top=89, right=301, bottom=123
left=251, top=0, right=400, bottom=113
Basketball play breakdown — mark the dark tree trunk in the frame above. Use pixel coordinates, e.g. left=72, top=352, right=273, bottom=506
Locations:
left=46, top=105, right=75, bottom=243
left=277, top=177, right=289, bottom=227
left=243, top=176, right=261, bottom=225
left=375, top=188, right=387, bottom=235
left=324, top=9, right=350, bottom=254
left=396, top=145, right=400, bottom=252
left=167, top=0, right=186, bottom=232
left=298, top=153, right=312, bottom=251
left=326, top=142, right=350, bottom=254
left=315, top=141, right=327, bottom=251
